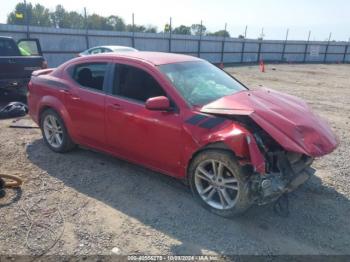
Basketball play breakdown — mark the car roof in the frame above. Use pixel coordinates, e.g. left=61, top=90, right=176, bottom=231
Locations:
left=95, top=45, right=136, bottom=50
left=97, top=51, right=202, bottom=66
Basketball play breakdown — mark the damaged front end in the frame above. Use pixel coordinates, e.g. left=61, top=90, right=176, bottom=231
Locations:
left=250, top=150, right=315, bottom=205
left=200, top=88, right=338, bottom=206
left=238, top=116, right=316, bottom=205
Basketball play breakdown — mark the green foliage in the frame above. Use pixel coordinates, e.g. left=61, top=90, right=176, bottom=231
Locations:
left=6, top=2, right=219, bottom=37
left=8, top=3, right=52, bottom=26
left=191, top=24, right=207, bottom=36
left=145, top=25, right=157, bottom=33
left=164, top=23, right=171, bottom=33
left=107, top=15, right=126, bottom=31
left=173, top=25, right=191, bottom=35
left=207, top=30, right=230, bottom=37
left=126, top=24, right=147, bottom=32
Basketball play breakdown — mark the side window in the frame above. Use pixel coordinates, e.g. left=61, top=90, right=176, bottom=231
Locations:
left=101, top=48, right=111, bottom=53
left=72, top=63, right=107, bottom=91
left=113, top=64, right=166, bottom=102
left=0, top=39, right=19, bottom=56
left=89, top=48, right=102, bottom=54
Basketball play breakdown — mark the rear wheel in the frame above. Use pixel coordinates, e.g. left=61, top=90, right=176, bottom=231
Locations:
left=188, top=150, right=252, bottom=217
left=40, top=109, right=75, bottom=153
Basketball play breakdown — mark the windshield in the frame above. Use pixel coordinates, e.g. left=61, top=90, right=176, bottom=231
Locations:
left=159, top=61, right=246, bottom=106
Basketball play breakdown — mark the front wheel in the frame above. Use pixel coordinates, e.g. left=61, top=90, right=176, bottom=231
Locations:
left=188, top=150, right=252, bottom=217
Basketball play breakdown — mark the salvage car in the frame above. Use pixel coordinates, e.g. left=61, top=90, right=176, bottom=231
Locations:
left=28, top=52, right=338, bottom=217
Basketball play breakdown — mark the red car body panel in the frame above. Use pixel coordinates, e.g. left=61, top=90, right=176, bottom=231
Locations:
left=28, top=52, right=337, bottom=180
left=201, top=88, right=338, bottom=157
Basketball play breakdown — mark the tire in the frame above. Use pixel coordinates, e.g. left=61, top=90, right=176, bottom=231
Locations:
left=188, top=149, right=252, bottom=217
left=40, top=109, right=75, bottom=153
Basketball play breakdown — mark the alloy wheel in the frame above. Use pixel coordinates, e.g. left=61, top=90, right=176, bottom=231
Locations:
left=194, top=159, right=239, bottom=210
left=43, top=114, right=63, bottom=148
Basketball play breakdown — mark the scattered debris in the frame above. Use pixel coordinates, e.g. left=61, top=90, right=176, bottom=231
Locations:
left=0, top=102, right=28, bottom=119
left=9, top=118, right=39, bottom=129
left=111, top=247, right=121, bottom=254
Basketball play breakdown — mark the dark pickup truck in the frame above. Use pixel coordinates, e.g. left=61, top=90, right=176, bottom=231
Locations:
left=0, top=36, right=47, bottom=96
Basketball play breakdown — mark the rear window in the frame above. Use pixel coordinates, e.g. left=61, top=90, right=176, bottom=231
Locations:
left=71, top=63, right=108, bottom=92
left=0, top=39, right=19, bottom=56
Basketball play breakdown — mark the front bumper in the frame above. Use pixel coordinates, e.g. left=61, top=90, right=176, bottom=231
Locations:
left=251, top=152, right=314, bottom=205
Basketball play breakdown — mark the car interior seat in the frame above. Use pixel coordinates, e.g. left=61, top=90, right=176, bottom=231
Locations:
left=77, top=68, right=93, bottom=88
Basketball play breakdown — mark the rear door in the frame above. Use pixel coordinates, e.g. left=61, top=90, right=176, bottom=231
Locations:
left=64, top=62, right=109, bottom=148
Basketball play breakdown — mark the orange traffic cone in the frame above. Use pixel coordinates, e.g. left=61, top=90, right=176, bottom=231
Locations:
left=259, top=60, right=265, bottom=72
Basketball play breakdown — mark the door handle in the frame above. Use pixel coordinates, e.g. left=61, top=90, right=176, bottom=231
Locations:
left=70, top=95, right=80, bottom=101
left=110, top=103, right=122, bottom=110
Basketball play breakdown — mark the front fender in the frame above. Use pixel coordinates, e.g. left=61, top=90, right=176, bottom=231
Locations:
left=183, top=121, right=266, bottom=177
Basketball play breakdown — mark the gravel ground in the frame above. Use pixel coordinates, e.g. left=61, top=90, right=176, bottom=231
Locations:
left=0, top=64, right=349, bottom=257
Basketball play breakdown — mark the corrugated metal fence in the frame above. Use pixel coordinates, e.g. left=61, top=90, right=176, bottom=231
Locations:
left=1, top=23, right=349, bottom=67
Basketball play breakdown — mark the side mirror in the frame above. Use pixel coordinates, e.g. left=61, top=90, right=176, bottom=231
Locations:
left=145, top=96, right=171, bottom=111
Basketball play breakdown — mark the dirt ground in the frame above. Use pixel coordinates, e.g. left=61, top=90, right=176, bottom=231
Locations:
left=0, top=64, right=349, bottom=257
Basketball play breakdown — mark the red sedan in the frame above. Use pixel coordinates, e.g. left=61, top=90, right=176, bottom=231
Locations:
left=28, top=52, right=337, bottom=217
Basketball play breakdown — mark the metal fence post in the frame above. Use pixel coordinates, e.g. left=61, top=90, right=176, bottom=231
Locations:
left=24, top=0, right=30, bottom=38
left=240, top=26, right=247, bottom=63
left=220, top=23, right=227, bottom=64
left=303, top=31, right=311, bottom=63
left=84, top=7, right=89, bottom=49
left=257, top=27, right=264, bottom=62
left=131, top=13, right=135, bottom=48
left=257, top=41, right=262, bottom=62
left=281, top=28, right=289, bottom=62
left=197, top=20, right=203, bottom=58
left=342, top=38, right=349, bottom=63
left=324, top=32, right=332, bottom=63
left=169, top=17, right=172, bottom=53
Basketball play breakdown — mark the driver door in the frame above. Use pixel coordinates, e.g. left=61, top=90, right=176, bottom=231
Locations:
left=105, top=63, right=183, bottom=176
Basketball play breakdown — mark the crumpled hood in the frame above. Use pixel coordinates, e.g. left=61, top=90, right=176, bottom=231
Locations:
left=200, top=88, right=338, bottom=157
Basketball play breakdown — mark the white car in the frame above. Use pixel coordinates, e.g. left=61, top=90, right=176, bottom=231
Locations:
left=78, top=45, right=138, bottom=56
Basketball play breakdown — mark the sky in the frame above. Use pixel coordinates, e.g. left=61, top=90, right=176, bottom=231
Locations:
left=1, top=0, right=349, bottom=41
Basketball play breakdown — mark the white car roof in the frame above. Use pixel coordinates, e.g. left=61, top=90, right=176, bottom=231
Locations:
left=99, top=46, right=138, bottom=51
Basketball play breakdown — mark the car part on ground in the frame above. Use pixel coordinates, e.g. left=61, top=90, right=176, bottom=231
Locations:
left=0, top=173, right=23, bottom=199
left=0, top=101, right=28, bottom=119
left=27, top=51, right=338, bottom=217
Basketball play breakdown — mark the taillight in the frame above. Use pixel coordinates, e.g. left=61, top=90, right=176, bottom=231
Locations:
left=42, top=60, right=48, bottom=69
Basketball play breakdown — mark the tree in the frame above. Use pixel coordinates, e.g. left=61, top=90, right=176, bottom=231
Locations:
left=31, top=4, right=52, bottom=26
left=173, top=25, right=191, bottom=35
left=191, top=23, right=206, bottom=36
left=126, top=24, right=146, bottom=32
left=107, top=15, right=126, bottom=31
left=50, top=5, right=68, bottom=28
left=66, top=11, right=85, bottom=29
left=7, top=3, right=30, bottom=25
left=207, top=30, right=230, bottom=37
left=87, top=14, right=112, bottom=30
left=144, top=25, right=157, bottom=33
left=238, top=34, right=245, bottom=39
left=8, top=3, right=52, bottom=27
left=164, top=23, right=171, bottom=33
